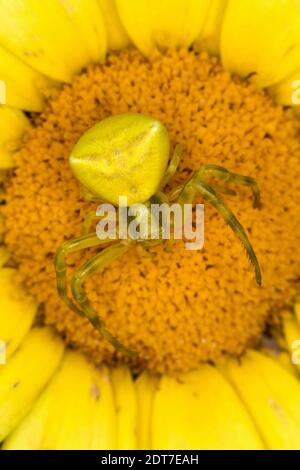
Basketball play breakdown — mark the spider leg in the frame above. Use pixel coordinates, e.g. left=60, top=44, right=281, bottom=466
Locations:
left=159, top=144, right=183, bottom=190
left=54, top=233, right=111, bottom=317
left=167, top=183, right=236, bottom=201
left=197, top=164, right=261, bottom=208
left=136, top=238, right=166, bottom=258
left=82, top=211, right=105, bottom=235
left=177, top=177, right=262, bottom=285
left=167, top=184, right=184, bottom=201
left=136, top=244, right=155, bottom=258
left=210, top=184, right=237, bottom=196
left=71, top=241, right=134, bottom=355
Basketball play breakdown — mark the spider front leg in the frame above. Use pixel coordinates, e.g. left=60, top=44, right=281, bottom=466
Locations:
left=83, top=203, right=118, bottom=235
left=165, top=162, right=243, bottom=202
left=167, top=182, right=236, bottom=201
left=71, top=241, right=134, bottom=355
left=197, top=164, right=261, bottom=208
left=54, top=233, right=111, bottom=317
left=159, top=144, right=183, bottom=190
left=82, top=211, right=105, bottom=235
left=177, top=171, right=262, bottom=285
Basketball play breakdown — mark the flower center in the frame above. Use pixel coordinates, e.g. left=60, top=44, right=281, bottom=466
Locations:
left=3, top=48, right=300, bottom=374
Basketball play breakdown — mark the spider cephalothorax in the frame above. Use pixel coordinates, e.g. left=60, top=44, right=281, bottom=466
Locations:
left=55, top=113, right=261, bottom=354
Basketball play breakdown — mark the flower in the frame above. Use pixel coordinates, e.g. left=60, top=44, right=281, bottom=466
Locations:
left=0, top=0, right=300, bottom=450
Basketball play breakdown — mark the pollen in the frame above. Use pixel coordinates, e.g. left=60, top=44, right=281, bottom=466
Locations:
left=2, top=49, right=300, bottom=374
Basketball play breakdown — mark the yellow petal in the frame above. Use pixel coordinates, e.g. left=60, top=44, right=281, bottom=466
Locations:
left=221, top=0, right=300, bottom=87
left=98, top=0, right=130, bottom=50
left=283, top=314, right=300, bottom=372
left=135, top=371, right=159, bottom=450
left=58, top=0, right=107, bottom=63
left=271, top=68, right=300, bottom=106
left=43, top=353, right=116, bottom=450
left=196, top=0, right=228, bottom=56
left=224, top=350, right=300, bottom=450
left=276, top=351, right=299, bottom=378
left=0, top=326, right=64, bottom=442
left=115, top=0, right=210, bottom=56
left=0, top=268, right=37, bottom=359
left=0, top=0, right=106, bottom=82
left=152, top=365, right=264, bottom=450
left=111, top=366, right=137, bottom=450
left=261, top=346, right=299, bottom=378
left=4, top=351, right=117, bottom=450
left=0, top=44, right=53, bottom=111
left=0, top=106, right=29, bottom=169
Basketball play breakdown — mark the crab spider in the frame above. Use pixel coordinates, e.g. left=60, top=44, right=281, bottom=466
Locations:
left=55, top=113, right=262, bottom=355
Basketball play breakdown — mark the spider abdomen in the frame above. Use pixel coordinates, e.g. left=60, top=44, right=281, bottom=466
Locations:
left=69, top=113, right=170, bottom=206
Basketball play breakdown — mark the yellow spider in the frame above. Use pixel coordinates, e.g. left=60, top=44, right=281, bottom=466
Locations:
left=55, top=113, right=261, bottom=355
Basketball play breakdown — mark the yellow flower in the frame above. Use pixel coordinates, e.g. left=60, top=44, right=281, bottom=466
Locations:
left=1, top=0, right=300, bottom=450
